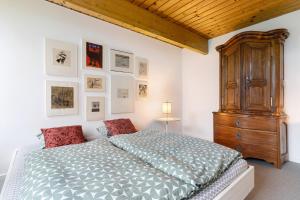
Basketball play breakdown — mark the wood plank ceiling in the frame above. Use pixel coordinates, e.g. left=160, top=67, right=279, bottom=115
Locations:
left=47, top=0, right=300, bottom=54
left=127, top=0, right=300, bottom=38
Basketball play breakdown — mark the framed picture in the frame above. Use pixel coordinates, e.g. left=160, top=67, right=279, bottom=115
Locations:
left=45, top=38, right=77, bottom=77
left=135, top=57, right=148, bottom=79
left=84, top=75, right=106, bottom=92
left=86, top=96, right=105, bottom=121
left=136, top=81, right=148, bottom=99
left=111, top=75, right=134, bottom=113
left=46, top=81, right=78, bottom=116
left=110, top=49, right=134, bottom=73
left=82, top=39, right=104, bottom=70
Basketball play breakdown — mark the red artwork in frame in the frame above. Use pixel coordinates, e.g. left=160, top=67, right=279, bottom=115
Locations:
left=85, top=41, right=103, bottom=69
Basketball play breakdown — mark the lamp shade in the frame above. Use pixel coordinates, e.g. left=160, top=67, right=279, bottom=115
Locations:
left=162, top=102, right=172, bottom=114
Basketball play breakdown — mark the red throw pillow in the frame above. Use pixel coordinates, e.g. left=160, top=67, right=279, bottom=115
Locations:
left=104, top=119, right=137, bottom=136
left=41, top=125, right=85, bottom=148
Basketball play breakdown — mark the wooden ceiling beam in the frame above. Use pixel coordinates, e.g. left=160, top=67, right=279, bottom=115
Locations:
left=47, top=0, right=208, bottom=54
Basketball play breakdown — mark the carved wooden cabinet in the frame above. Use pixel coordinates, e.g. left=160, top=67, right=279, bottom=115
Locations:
left=213, top=29, right=289, bottom=168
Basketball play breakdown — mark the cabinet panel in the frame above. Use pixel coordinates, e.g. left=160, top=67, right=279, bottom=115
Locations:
left=240, top=143, right=277, bottom=163
left=238, top=129, right=277, bottom=149
left=237, top=116, right=277, bottom=132
left=221, top=45, right=241, bottom=111
left=214, top=113, right=277, bottom=132
left=214, top=114, right=238, bottom=127
left=243, top=42, right=272, bottom=112
left=214, top=126, right=238, bottom=143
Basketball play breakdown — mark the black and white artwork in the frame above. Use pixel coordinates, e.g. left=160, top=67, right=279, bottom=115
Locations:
left=91, top=102, right=100, bottom=112
left=136, top=81, right=148, bottom=99
left=111, top=75, right=134, bottom=114
left=115, top=54, right=130, bottom=68
left=51, top=86, right=74, bottom=109
left=45, top=38, right=77, bottom=77
left=110, top=49, right=133, bottom=73
left=86, top=96, right=105, bottom=121
left=46, top=81, right=78, bottom=116
left=135, top=57, right=148, bottom=79
left=117, top=89, right=129, bottom=98
left=53, top=49, right=71, bottom=67
left=84, top=75, right=106, bottom=92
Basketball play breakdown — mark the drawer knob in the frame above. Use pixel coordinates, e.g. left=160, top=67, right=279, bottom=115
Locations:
left=235, top=120, right=240, bottom=127
left=236, top=132, right=241, bottom=140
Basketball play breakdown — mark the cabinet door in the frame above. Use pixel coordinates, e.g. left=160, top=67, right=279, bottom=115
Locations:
left=243, top=42, right=272, bottom=112
left=221, top=45, right=241, bottom=111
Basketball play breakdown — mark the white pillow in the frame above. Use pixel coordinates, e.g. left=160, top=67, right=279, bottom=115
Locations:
left=36, top=133, right=45, bottom=149
left=96, top=126, right=109, bottom=137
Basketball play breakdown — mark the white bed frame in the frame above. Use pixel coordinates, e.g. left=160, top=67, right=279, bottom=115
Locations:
left=215, top=166, right=254, bottom=200
left=1, top=150, right=254, bottom=200
left=0, top=150, right=19, bottom=200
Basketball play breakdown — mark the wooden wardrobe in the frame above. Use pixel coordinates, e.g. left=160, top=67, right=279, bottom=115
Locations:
left=213, top=29, right=289, bottom=168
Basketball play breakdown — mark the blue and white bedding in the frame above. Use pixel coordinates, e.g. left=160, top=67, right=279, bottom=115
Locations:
left=2, top=130, right=245, bottom=200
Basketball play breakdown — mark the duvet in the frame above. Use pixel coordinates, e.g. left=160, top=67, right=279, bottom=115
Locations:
left=21, top=130, right=241, bottom=200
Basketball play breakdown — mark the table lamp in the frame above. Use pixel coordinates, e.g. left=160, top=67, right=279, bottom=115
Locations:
left=162, top=101, right=172, bottom=119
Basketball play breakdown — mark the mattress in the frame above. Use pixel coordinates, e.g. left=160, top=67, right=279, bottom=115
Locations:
left=0, top=145, right=248, bottom=200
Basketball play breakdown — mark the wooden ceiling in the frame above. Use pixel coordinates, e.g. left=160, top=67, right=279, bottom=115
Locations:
left=127, top=0, right=300, bottom=39
left=47, top=0, right=300, bottom=54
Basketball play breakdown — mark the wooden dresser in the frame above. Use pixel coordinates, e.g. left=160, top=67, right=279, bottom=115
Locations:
left=213, top=29, right=289, bottom=168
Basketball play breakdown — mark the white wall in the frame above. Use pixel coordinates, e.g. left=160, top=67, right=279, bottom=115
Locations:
left=182, top=10, right=300, bottom=163
left=0, top=0, right=182, bottom=174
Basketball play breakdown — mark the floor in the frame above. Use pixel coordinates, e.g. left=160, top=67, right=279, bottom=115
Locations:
left=0, top=160, right=299, bottom=199
left=245, top=159, right=300, bottom=200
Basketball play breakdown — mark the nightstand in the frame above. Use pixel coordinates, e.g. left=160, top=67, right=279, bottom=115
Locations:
left=156, top=117, right=180, bottom=133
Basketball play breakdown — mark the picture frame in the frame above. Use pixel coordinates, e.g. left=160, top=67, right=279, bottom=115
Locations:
left=82, top=39, right=105, bottom=70
left=46, top=81, right=78, bottom=116
left=84, top=75, right=106, bottom=92
left=45, top=38, right=77, bottom=77
left=135, top=57, right=148, bottom=79
left=111, top=75, right=134, bottom=114
left=86, top=96, right=105, bottom=121
left=110, top=49, right=134, bottom=73
left=136, top=81, right=148, bottom=99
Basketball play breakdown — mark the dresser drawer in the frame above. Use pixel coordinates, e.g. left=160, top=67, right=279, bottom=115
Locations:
left=214, top=114, right=277, bottom=132
left=215, top=138, right=238, bottom=150
left=237, top=129, right=277, bottom=149
left=214, top=125, right=277, bottom=149
left=214, top=126, right=237, bottom=142
left=214, top=114, right=238, bottom=127
left=240, top=143, right=277, bottom=163
left=238, top=117, right=277, bottom=132
left=214, top=126, right=238, bottom=149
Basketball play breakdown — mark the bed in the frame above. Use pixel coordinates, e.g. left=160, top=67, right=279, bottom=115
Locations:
left=0, top=129, right=254, bottom=200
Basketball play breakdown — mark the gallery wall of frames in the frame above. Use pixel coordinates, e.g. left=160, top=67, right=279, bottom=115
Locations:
left=45, top=38, right=149, bottom=121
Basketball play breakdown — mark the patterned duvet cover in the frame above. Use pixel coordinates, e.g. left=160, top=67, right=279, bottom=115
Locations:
left=20, top=130, right=241, bottom=200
